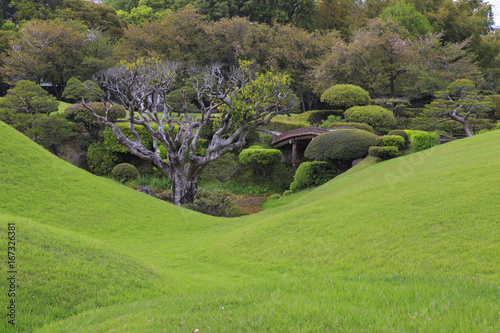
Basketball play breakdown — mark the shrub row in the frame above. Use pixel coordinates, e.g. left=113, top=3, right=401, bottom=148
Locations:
left=327, top=122, right=374, bottom=132
left=267, top=116, right=309, bottom=132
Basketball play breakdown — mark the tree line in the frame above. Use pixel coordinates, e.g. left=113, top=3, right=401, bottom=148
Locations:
left=1, top=0, right=499, bottom=111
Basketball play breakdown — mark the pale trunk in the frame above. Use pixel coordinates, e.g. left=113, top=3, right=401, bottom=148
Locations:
left=170, top=169, right=199, bottom=206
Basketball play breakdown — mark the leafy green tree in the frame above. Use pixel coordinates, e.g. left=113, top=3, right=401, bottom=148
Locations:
left=1, top=19, right=88, bottom=98
left=394, top=33, right=483, bottom=98
left=62, top=77, right=103, bottom=103
left=379, top=1, right=433, bottom=38
left=0, top=80, right=58, bottom=139
left=423, top=79, right=495, bottom=137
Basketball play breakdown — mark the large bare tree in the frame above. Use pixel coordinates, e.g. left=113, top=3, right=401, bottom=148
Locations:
left=84, top=60, right=297, bottom=205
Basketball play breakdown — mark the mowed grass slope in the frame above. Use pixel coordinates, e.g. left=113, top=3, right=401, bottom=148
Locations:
left=0, top=121, right=499, bottom=332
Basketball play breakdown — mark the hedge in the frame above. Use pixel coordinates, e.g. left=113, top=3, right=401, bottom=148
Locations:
left=305, top=129, right=377, bottom=163
left=267, top=116, right=309, bottom=132
left=239, top=148, right=282, bottom=166
left=405, top=130, right=439, bottom=151
left=320, top=84, right=371, bottom=110
left=344, top=105, right=396, bottom=128
left=290, top=161, right=336, bottom=192
left=327, top=122, right=374, bottom=133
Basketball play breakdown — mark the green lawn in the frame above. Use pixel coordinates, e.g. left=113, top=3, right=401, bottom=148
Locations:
left=0, top=121, right=499, bottom=332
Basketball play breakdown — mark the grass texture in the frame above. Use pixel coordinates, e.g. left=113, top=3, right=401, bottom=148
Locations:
left=0, top=121, right=499, bottom=332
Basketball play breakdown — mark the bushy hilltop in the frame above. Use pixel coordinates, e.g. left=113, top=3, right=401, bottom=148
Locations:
left=0, top=120, right=499, bottom=331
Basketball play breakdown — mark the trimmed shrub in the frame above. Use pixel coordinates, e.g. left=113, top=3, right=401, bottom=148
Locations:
left=368, top=146, right=381, bottom=157
left=65, top=102, right=126, bottom=139
left=344, top=106, right=396, bottom=128
left=87, top=141, right=121, bottom=176
left=387, top=129, right=409, bottom=145
left=320, top=84, right=371, bottom=111
left=282, top=190, right=292, bottom=196
left=290, top=161, right=336, bottom=192
left=267, top=116, right=309, bottom=132
left=111, top=163, right=139, bottom=183
left=326, top=121, right=374, bottom=133
left=194, top=188, right=235, bottom=217
left=405, top=130, right=439, bottom=151
left=376, top=135, right=405, bottom=150
left=239, top=148, right=282, bottom=179
left=377, top=146, right=400, bottom=160
left=305, top=129, right=377, bottom=171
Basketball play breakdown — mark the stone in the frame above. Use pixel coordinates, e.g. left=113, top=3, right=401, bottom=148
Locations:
left=138, top=185, right=157, bottom=198
left=352, top=158, right=362, bottom=167
left=73, top=152, right=90, bottom=171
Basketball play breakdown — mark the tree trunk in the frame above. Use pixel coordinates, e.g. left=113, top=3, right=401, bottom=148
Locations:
left=170, top=170, right=199, bottom=206
left=463, top=120, right=473, bottom=137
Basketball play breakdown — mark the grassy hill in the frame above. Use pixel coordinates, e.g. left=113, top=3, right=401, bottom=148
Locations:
left=0, top=121, right=499, bottom=332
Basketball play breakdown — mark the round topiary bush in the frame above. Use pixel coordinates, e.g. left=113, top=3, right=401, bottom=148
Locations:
left=87, top=141, right=121, bottom=176
left=305, top=129, right=377, bottom=171
left=387, top=129, right=409, bottom=145
left=111, top=163, right=139, bottom=183
left=239, top=148, right=282, bottom=179
left=375, top=135, right=405, bottom=150
left=344, top=105, right=396, bottom=128
left=320, top=84, right=371, bottom=111
left=290, top=161, right=336, bottom=192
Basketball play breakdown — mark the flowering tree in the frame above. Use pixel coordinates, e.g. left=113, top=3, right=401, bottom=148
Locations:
left=84, top=59, right=297, bottom=205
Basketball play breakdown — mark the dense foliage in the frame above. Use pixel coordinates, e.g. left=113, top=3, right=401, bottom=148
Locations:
left=111, top=163, right=139, bottom=183
left=320, top=84, right=371, bottom=111
left=289, top=161, right=336, bottom=192
left=305, top=129, right=377, bottom=171
left=405, top=130, right=439, bottom=151
left=344, top=105, right=396, bottom=128
left=65, top=102, right=126, bottom=139
left=87, top=141, right=121, bottom=175
left=375, top=135, right=406, bottom=150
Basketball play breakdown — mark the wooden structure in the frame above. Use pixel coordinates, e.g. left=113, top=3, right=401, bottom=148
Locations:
left=271, top=126, right=360, bottom=176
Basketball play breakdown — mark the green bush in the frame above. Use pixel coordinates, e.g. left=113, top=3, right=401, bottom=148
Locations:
left=305, top=129, right=377, bottom=171
left=282, top=190, right=292, bottom=196
left=344, top=106, right=396, bottom=128
left=368, top=146, right=381, bottom=157
left=267, top=116, right=309, bottom=132
left=87, top=141, right=121, bottom=176
left=377, top=146, right=400, bottom=160
left=65, top=102, right=126, bottom=139
left=290, top=161, right=336, bottom=192
left=320, top=84, right=371, bottom=111
left=103, top=123, right=155, bottom=153
left=405, top=130, right=439, bottom=151
left=194, top=188, right=235, bottom=217
left=376, top=135, right=405, bottom=150
left=387, top=129, right=409, bottom=145
left=111, top=163, right=139, bottom=183
left=266, top=194, right=281, bottom=201
left=239, top=148, right=282, bottom=178
left=326, top=121, right=374, bottom=133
